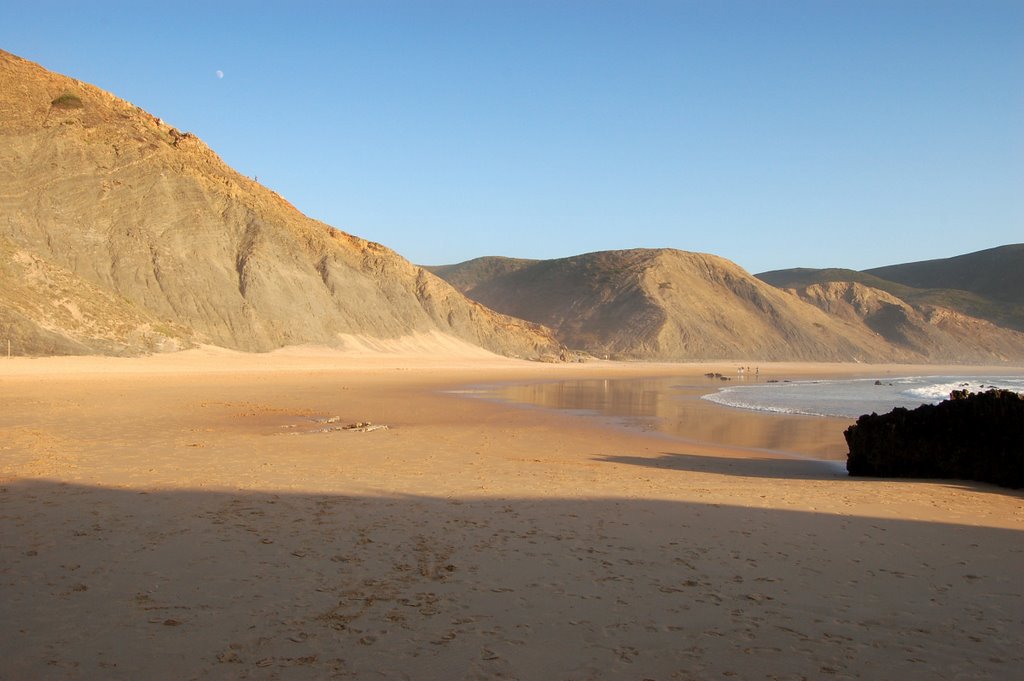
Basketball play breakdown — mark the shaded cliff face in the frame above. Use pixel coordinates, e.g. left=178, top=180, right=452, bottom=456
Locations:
left=0, top=51, right=558, bottom=357
left=431, top=249, right=1024, bottom=363
left=866, top=245, right=1024, bottom=308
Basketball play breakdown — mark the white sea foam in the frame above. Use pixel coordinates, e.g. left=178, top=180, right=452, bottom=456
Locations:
left=899, top=379, right=1023, bottom=401
left=701, top=375, right=1024, bottom=419
left=700, top=391, right=845, bottom=418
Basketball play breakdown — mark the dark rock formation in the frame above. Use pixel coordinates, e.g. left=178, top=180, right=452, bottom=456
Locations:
left=844, top=390, right=1024, bottom=488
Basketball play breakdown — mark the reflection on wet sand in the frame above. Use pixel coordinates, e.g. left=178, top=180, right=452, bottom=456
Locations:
left=490, top=376, right=852, bottom=460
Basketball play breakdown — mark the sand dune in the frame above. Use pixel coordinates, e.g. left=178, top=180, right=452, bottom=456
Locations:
left=2, top=352, right=1021, bottom=679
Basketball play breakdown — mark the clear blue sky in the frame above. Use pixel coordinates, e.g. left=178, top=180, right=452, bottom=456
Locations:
left=3, top=1, right=1021, bottom=273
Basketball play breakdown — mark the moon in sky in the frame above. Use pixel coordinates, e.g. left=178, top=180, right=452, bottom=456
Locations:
left=215, top=70, right=224, bottom=79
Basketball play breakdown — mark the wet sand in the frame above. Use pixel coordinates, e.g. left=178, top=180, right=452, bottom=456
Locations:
left=1, top=347, right=1022, bottom=680
left=478, top=374, right=857, bottom=459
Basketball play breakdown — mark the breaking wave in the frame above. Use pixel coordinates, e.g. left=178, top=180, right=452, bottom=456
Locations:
left=701, top=375, right=1024, bottom=419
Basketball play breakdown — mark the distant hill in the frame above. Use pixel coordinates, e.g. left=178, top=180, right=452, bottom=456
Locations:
left=776, top=281, right=1024, bottom=361
left=758, top=245, right=1024, bottom=332
left=0, top=50, right=559, bottom=358
left=866, top=245, right=1024, bottom=301
left=430, top=249, right=1024, bottom=363
left=7, top=49, right=1019, bottom=364
left=427, top=257, right=539, bottom=294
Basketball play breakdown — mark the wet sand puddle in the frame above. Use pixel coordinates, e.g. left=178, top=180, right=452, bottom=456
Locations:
left=463, top=375, right=853, bottom=461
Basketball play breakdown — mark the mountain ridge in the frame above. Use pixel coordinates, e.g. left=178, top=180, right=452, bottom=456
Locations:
left=757, top=244, right=1024, bottom=332
left=4, top=50, right=1021, bottom=364
left=430, top=247, right=1024, bottom=363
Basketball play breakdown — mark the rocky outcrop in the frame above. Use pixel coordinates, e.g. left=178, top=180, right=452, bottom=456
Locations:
left=0, top=50, right=559, bottom=358
left=844, top=390, right=1024, bottom=488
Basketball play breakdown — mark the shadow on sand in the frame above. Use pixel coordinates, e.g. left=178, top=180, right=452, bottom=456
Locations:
left=597, top=451, right=850, bottom=481
left=2, top=480, right=1022, bottom=680
left=597, top=450, right=1020, bottom=497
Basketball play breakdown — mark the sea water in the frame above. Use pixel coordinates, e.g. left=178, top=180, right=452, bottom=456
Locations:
left=465, top=375, right=853, bottom=458
left=464, top=373, right=1024, bottom=459
left=701, top=375, right=1024, bottom=419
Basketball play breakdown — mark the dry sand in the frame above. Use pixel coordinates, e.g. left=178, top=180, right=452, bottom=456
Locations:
left=1, top=345, right=1022, bottom=680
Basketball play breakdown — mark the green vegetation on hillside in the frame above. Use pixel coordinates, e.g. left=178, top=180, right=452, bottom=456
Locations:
left=51, top=91, right=83, bottom=109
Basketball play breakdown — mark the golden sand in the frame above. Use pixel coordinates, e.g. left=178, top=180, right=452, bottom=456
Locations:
left=2, top=347, right=1021, bottom=679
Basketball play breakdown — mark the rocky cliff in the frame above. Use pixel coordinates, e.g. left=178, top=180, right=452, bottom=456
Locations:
left=0, top=50, right=559, bottom=357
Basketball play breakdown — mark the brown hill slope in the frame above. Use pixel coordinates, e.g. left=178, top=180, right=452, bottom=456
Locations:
left=758, top=244, right=1024, bottom=332
left=431, top=250, right=927, bottom=361
left=0, top=50, right=558, bottom=357
left=866, top=244, right=1024, bottom=303
left=785, top=281, right=1024, bottom=361
left=865, top=245, right=1024, bottom=330
left=427, top=257, right=538, bottom=293
left=430, top=249, right=1024, bottom=363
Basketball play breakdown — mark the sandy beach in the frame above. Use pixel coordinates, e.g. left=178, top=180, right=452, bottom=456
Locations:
left=2, top=346, right=1022, bottom=680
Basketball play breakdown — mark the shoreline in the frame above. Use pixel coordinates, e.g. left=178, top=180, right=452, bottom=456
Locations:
left=447, top=375, right=857, bottom=461
left=2, top=348, right=1022, bottom=679
left=4, top=342, right=1022, bottom=375
left=438, top=362, right=1024, bottom=462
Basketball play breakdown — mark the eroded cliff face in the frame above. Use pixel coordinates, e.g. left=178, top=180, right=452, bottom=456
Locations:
left=433, top=249, right=895, bottom=361
left=638, top=252, right=898, bottom=362
left=789, top=281, right=1024, bottom=363
left=0, top=50, right=558, bottom=357
left=433, top=249, right=1024, bottom=363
